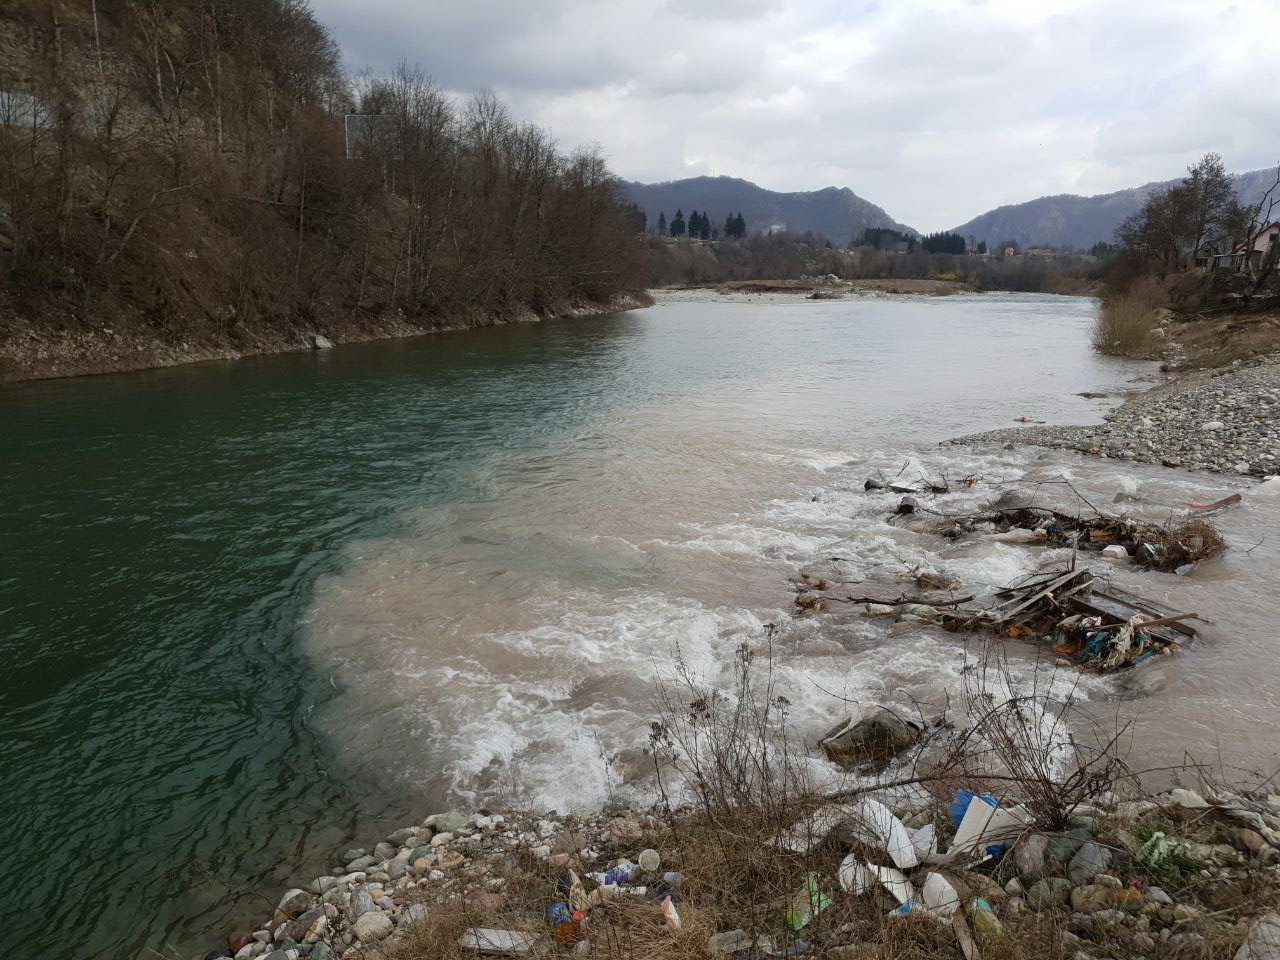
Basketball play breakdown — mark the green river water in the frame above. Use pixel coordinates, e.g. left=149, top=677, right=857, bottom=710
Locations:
left=5, top=294, right=1276, bottom=959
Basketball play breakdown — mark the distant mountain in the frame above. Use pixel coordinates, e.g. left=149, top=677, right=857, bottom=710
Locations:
left=951, top=167, right=1280, bottom=250
left=620, top=175, right=914, bottom=244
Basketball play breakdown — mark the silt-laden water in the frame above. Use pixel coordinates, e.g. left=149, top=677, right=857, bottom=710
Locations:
left=2, top=293, right=1277, bottom=959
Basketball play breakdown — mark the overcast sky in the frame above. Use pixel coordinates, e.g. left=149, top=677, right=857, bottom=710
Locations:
left=310, top=0, right=1280, bottom=231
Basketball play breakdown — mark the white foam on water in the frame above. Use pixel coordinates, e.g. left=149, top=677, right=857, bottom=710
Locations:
left=305, top=408, right=1277, bottom=814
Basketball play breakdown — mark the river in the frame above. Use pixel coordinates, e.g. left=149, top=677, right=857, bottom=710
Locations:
left=2, top=292, right=1277, bottom=959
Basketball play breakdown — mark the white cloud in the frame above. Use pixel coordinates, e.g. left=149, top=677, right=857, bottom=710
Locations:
left=310, top=0, right=1280, bottom=231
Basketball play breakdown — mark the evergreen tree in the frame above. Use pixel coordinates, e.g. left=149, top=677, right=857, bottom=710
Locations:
left=698, top=211, right=711, bottom=240
left=657, top=211, right=667, bottom=236
left=671, top=209, right=686, bottom=238
left=732, top=212, right=746, bottom=238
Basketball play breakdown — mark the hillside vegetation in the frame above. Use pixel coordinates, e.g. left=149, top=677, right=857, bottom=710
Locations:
left=0, top=1, right=637, bottom=381
left=621, top=176, right=913, bottom=246
left=952, top=166, right=1280, bottom=251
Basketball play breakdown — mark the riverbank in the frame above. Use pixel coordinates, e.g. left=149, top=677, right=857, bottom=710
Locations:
left=654, top=277, right=973, bottom=302
left=954, top=353, right=1280, bottom=478
left=215, top=766, right=1280, bottom=960
left=0, top=292, right=652, bottom=386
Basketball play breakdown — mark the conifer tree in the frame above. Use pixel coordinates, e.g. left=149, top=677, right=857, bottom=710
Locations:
left=671, top=209, right=686, bottom=237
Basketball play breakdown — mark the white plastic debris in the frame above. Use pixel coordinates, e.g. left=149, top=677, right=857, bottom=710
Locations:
left=457, top=928, right=539, bottom=955
left=837, top=853, right=874, bottom=894
left=869, top=864, right=914, bottom=904
left=845, top=798, right=920, bottom=869
left=775, top=804, right=848, bottom=853
left=948, top=796, right=1030, bottom=858
left=911, top=823, right=938, bottom=860
left=921, top=872, right=961, bottom=917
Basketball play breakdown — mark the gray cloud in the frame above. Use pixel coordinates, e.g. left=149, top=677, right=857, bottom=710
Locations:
left=311, top=0, right=1280, bottom=230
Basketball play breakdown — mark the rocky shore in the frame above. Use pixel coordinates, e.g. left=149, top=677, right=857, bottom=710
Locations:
left=210, top=783, right=1280, bottom=960
left=953, top=354, right=1280, bottom=478
left=0, top=293, right=652, bottom=386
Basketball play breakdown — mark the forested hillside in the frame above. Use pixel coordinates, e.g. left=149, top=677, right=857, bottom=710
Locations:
left=951, top=167, right=1280, bottom=250
left=0, top=1, right=638, bottom=381
left=621, top=176, right=913, bottom=245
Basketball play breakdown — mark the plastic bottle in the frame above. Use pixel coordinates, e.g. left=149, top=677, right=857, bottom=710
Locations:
left=966, top=898, right=1004, bottom=939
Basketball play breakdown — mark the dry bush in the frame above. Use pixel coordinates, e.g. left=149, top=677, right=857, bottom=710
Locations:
left=1093, top=277, right=1165, bottom=356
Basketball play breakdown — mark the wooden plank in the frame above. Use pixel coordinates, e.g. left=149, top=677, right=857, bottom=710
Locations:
left=993, top=569, right=1089, bottom=623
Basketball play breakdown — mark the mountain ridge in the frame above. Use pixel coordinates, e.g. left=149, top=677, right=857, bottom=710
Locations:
left=950, top=167, right=1279, bottom=250
left=620, top=175, right=915, bottom=243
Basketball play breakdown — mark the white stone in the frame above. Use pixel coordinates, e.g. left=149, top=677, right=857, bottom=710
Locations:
left=430, top=832, right=454, bottom=847
left=353, top=911, right=394, bottom=942
left=313, top=335, right=334, bottom=349
left=1201, top=421, right=1225, bottom=431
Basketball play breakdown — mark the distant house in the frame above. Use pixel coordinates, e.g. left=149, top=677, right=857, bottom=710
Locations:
left=1203, top=222, right=1280, bottom=271
left=1193, top=242, right=1221, bottom=269
left=1235, top=222, right=1280, bottom=268
left=1002, top=246, right=1016, bottom=257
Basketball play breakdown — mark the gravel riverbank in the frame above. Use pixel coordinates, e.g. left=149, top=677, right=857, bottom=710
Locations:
left=953, top=355, right=1280, bottom=477
left=211, top=786, right=1280, bottom=960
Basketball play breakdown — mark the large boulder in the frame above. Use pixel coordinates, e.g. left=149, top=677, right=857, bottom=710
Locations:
left=819, top=709, right=919, bottom=767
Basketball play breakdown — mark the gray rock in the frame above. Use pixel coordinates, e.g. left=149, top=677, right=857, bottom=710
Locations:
left=399, top=902, right=429, bottom=926
left=346, top=855, right=378, bottom=872
left=1046, top=826, right=1093, bottom=864
left=340, top=848, right=366, bottom=864
left=310, top=876, right=339, bottom=895
left=709, top=930, right=754, bottom=953
left=309, top=945, right=334, bottom=960
left=1027, top=877, right=1073, bottom=911
left=428, top=812, right=471, bottom=833
left=313, top=335, right=334, bottom=350
left=353, top=911, right=394, bottom=943
left=1068, top=841, right=1112, bottom=883
left=1144, top=886, right=1172, bottom=905
left=1014, top=833, right=1049, bottom=879
left=817, top=709, right=919, bottom=767
left=348, top=889, right=375, bottom=919
left=1234, top=913, right=1280, bottom=960
left=386, top=859, right=408, bottom=881
left=1071, top=883, right=1113, bottom=914
left=374, top=842, right=398, bottom=861
left=386, top=828, right=416, bottom=846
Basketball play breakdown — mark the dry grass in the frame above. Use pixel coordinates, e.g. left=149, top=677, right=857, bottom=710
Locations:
left=1094, top=277, right=1165, bottom=356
